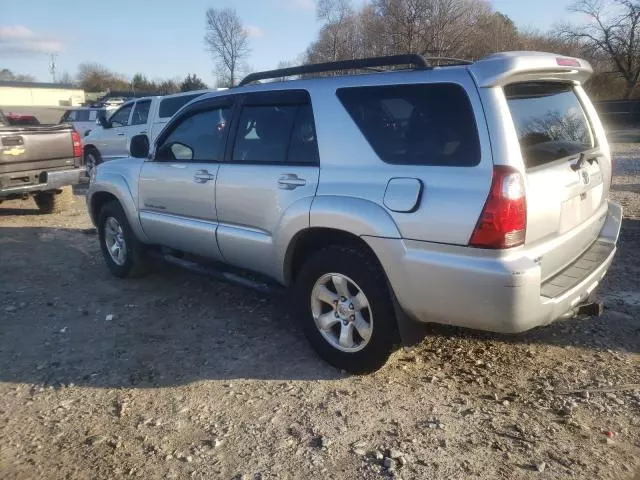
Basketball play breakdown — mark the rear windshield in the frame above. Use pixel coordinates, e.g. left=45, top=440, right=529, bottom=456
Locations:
left=505, top=82, right=594, bottom=168
left=158, top=93, right=204, bottom=119
left=337, top=83, right=480, bottom=167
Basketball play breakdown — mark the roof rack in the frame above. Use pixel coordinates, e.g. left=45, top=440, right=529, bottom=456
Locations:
left=425, top=57, right=473, bottom=66
left=239, top=54, right=429, bottom=86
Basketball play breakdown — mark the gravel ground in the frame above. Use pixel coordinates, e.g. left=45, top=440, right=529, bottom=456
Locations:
left=0, top=146, right=639, bottom=480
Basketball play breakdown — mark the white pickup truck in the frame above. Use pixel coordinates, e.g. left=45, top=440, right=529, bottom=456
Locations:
left=83, top=90, right=208, bottom=171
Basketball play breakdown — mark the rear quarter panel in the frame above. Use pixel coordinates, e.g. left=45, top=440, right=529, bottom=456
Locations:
left=309, top=69, right=493, bottom=245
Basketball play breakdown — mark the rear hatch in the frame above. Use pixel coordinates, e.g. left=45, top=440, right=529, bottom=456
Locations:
left=504, top=81, right=611, bottom=280
left=0, top=124, right=77, bottom=175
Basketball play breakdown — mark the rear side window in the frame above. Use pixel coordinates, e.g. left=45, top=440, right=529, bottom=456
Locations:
left=337, top=84, right=480, bottom=166
left=159, top=93, right=203, bottom=118
left=505, top=82, right=594, bottom=168
left=232, top=103, right=319, bottom=165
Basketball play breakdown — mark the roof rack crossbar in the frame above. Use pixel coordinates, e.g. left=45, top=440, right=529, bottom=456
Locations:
left=424, top=57, right=473, bottom=66
left=238, top=54, right=429, bottom=86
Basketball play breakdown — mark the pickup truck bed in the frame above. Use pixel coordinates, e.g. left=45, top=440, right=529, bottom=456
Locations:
left=0, top=113, right=86, bottom=212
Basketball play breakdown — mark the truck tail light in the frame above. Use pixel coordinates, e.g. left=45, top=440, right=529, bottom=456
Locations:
left=469, top=166, right=526, bottom=249
left=71, top=130, right=83, bottom=158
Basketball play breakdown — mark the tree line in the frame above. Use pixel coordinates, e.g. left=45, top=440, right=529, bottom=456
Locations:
left=205, top=0, right=640, bottom=100
left=76, top=64, right=208, bottom=94
left=1, top=63, right=208, bottom=95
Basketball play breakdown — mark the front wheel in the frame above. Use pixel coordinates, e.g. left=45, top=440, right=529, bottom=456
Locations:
left=98, top=201, right=147, bottom=278
left=295, top=245, right=398, bottom=373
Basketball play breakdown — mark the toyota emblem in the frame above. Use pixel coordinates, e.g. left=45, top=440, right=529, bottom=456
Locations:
left=581, top=169, right=590, bottom=185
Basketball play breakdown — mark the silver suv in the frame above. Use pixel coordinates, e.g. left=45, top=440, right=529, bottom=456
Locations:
left=87, top=52, right=622, bottom=372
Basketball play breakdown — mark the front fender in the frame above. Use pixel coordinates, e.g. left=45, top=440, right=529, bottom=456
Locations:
left=310, top=196, right=402, bottom=239
left=88, top=162, right=148, bottom=242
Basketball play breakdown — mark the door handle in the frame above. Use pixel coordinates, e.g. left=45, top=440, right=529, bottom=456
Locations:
left=193, top=169, right=216, bottom=183
left=278, top=174, right=306, bottom=190
left=116, top=132, right=125, bottom=136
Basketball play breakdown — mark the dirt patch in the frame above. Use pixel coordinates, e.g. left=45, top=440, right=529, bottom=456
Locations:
left=1, top=149, right=639, bottom=479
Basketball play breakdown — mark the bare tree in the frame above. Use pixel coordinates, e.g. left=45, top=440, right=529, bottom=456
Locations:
left=76, top=63, right=129, bottom=92
left=205, top=7, right=250, bottom=87
left=558, top=0, right=640, bottom=98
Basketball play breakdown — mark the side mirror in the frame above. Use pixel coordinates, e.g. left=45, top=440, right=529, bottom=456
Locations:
left=130, top=134, right=150, bottom=159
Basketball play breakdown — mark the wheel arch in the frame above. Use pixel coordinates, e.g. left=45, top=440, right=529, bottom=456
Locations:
left=88, top=174, right=149, bottom=243
left=284, top=227, right=385, bottom=286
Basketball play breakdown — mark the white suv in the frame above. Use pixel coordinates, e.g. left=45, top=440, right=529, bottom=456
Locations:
left=87, top=52, right=622, bottom=372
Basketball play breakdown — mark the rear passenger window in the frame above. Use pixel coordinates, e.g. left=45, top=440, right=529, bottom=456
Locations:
left=232, top=103, right=319, bottom=164
left=156, top=107, right=230, bottom=162
left=337, top=84, right=480, bottom=166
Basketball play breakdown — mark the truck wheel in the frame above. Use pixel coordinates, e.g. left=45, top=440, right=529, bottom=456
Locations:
left=295, top=245, right=398, bottom=373
left=34, top=187, right=73, bottom=214
left=85, top=148, right=102, bottom=174
left=98, top=200, right=147, bottom=278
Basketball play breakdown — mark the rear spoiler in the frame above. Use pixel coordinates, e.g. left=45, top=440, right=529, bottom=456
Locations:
left=468, top=51, right=593, bottom=88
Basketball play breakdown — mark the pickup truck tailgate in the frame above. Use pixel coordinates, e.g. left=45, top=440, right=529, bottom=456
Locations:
left=0, top=124, right=76, bottom=174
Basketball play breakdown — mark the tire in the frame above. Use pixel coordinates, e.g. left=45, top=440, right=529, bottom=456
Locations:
left=34, top=187, right=73, bottom=214
left=97, top=200, right=147, bottom=278
left=85, top=148, right=102, bottom=174
left=295, top=245, right=398, bottom=373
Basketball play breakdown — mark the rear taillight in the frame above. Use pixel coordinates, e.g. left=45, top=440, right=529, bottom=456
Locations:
left=469, top=166, right=526, bottom=249
left=71, top=130, right=83, bottom=158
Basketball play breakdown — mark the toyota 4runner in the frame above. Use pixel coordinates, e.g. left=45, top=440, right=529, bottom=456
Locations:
left=87, top=52, right=622, bottom=373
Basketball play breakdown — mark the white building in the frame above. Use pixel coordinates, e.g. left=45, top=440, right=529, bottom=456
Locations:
left=0, top=81, right=85, bottom=107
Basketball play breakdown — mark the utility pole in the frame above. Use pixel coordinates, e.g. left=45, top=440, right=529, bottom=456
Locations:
left=49, top=54, right=57, bottom=83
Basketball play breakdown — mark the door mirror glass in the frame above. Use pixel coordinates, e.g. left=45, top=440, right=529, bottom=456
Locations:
left=130, top=134, right=150, bottom=158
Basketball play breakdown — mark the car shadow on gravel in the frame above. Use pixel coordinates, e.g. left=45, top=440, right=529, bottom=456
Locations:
left=0, top=221, right=638, bottom=390
left=0, top=226, right=342, bottom=389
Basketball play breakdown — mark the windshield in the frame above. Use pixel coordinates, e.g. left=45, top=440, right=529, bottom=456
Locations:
left=505, top=82, right=594, bottom=168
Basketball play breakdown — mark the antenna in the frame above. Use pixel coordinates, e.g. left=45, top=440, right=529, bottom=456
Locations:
left=49, top=54, right=57, bottom=83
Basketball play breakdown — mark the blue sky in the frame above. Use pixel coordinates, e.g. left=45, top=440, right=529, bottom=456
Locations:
left=1, top=0, right=576, bottom=85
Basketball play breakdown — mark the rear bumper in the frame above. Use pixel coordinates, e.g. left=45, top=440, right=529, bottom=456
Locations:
left=0, top=167, right=87, bottom=197
left=365, top=200, right=623, bottom=333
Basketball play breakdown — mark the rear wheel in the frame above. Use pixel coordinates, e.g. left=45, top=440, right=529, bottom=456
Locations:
left=98, top=201, right=147, bottom=278
left=295, top=245, right=398, bottom=373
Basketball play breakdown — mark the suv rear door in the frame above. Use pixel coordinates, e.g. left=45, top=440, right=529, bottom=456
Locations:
left=502, top=81, right=612, bottom=280
left=138, top=96, right=233, bottom=260
left=215, top=90, right=320, bottom=278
